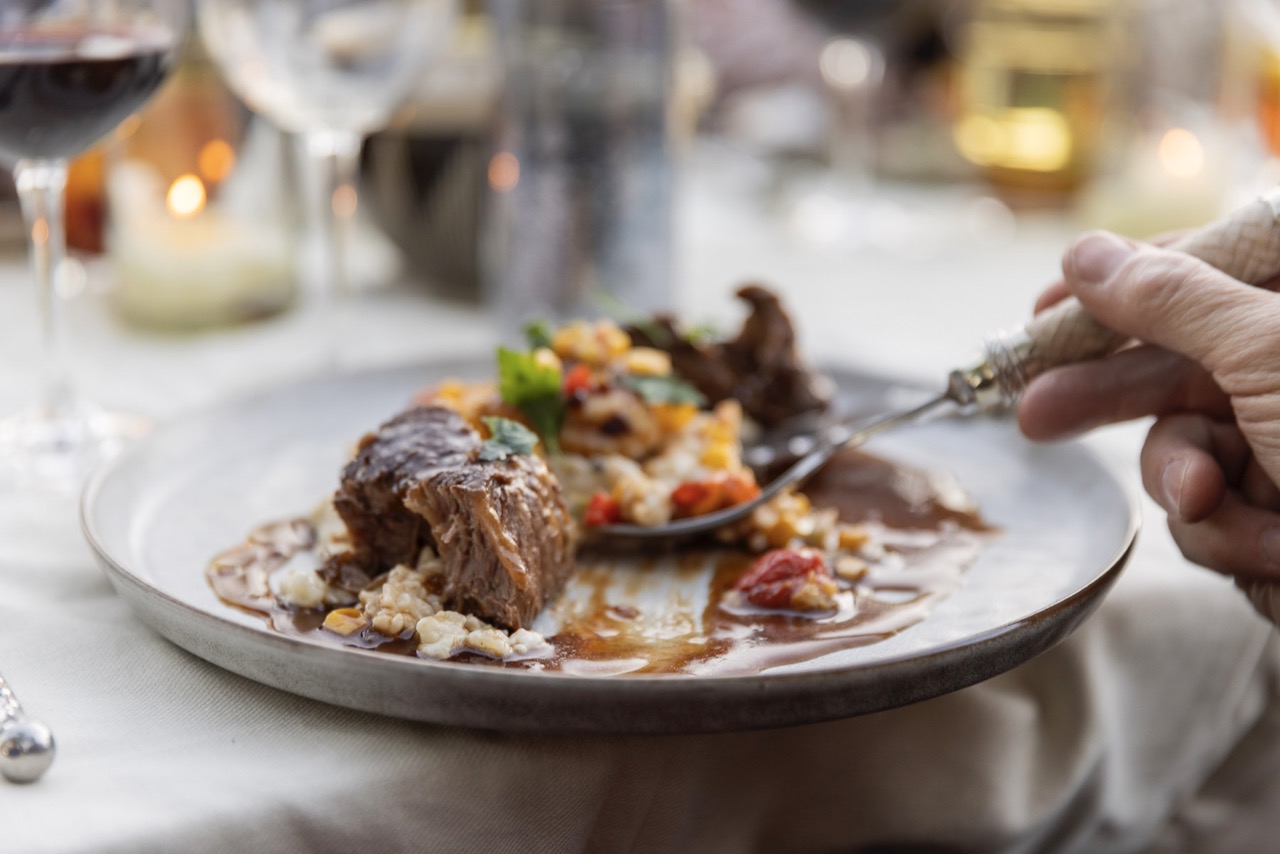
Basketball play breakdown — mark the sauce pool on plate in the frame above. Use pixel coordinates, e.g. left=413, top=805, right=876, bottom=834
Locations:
left=208, top=450, right=996, bottom=676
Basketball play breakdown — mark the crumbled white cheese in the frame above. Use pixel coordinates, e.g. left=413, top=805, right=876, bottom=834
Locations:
left=414, top=611, right=549, bottom=661
left=509, top=628, right=549, bottom=656
left=463, top=627, right=513, bottom=658
left=360, top=565, right=440, bottom=636
left=416, top=611, right=470, bottom=659
left=275, top=565, right=328, bottom=609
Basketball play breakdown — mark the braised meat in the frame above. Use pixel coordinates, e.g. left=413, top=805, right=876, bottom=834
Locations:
left=629, top=284, right=831, bottom=427
left=328, top=405, right=576, bottom=630
left=405, top=454, right=576, bottom=630
left=332, top=406, right=481, bottom=575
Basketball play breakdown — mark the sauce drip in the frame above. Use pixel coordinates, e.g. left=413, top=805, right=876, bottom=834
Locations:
left=208, top=450, right=996, bottom=676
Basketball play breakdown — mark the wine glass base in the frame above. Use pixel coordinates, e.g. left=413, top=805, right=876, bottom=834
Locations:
left=0, top=402, right=149, bottom=492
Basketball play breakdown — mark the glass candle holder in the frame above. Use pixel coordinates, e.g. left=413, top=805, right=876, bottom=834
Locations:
left=953, top=0, right=1126, bottom=201
left=107, top=40, right=297, bottom=330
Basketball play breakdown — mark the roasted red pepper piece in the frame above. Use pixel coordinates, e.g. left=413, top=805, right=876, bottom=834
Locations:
left=562, top=363, right=595, bottom=398
left=584, top=491, right=623, bottom=526
left=734, top=548, right=834, bottom=610
left=671, top=474, right=761, bottom=518
left=670, top=480, right=711, bottom=515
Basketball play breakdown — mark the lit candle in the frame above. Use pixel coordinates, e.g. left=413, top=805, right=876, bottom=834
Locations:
left=1077, top=125, right=1226, bottom=238
left=108, top=157, right=296, bottom=329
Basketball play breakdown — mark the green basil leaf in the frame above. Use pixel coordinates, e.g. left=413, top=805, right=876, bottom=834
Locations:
left=620, top=373, right=707, bottom=407
left=523, top=319, right=554, bottom=350
left=496, top=346, right=565, bottom=454
left=478, top=416, right=540, bottom=460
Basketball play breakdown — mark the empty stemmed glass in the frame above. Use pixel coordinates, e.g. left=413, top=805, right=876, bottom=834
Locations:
left=196, top=0, right=457, bottom=367
left=0, top=0, right=187, bottom=489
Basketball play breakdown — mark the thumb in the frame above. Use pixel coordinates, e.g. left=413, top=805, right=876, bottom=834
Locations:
left=1063, top=231, right=1280, bottom=382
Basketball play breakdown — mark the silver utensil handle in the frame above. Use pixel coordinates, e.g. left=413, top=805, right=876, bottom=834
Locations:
left=958, top=190, right=1280, bottom=409
left=0, top=670, right=55, bottom=784
left=0, top=671, right=22, bottom=725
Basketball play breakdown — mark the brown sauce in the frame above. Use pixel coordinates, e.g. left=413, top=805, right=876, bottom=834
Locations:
left=208, top=450, right=996, bottom=676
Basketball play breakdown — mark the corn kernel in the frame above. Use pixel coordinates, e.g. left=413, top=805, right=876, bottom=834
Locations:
left=425, top=380, right=464, bottom=403
left=791, top=577, right=838, bottom=611
left=552, top=321, right=597, bottom=362
left=596, top=320, right=632, bottom=357
left=706, top=423, right=735, bottom=445
left=764, top=523, right=792, bottom=550
left=700, top=443, right=733, bottom=470
left=838, top=525, right=870, bottom=550
left=534, top=347, right=563, bottom=373
left=323, top=607, right=368, bottom=636
left=712, top=399, right=743, bottom=429
left=621, top=347, right=672, bottom=377
left=652, top=402, right=697, bottom=433
left=834, top=555, right=869, bottom=581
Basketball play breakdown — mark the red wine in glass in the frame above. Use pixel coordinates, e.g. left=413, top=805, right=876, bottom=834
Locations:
left=0, top=33, right=173, bottom=163
left=0, top=21, right=183, bottom=491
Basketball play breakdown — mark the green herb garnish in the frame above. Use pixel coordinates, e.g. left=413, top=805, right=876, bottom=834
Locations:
left=479, top=416, right=540, bottom=461
left=682, top=322, right=720, bottom=345
left=496, top=346, right=565, bottom=454
left=523, top=318, right=554, bottom=350
left=621, top=373, right=707, bottom=407
left=593, top=290, right=673, bottom=347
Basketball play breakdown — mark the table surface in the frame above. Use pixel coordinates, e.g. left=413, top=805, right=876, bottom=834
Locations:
left=3, top=145, right=1279, bottom=854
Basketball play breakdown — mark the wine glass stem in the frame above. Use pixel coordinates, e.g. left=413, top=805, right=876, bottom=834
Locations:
left=14, top=160, right=72, bottom=419
left=298, top=130, right=362, bottom=367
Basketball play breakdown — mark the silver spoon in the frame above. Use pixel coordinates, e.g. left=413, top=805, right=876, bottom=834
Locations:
left=592, top=189, right=1280, bottom=540
left=591, top=370, right=978, bottom=540
left=0, top=671, right=55, bottom=783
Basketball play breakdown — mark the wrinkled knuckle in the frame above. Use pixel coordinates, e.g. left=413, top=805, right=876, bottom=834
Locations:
left=1111, top=251, right=1185, bottom=312
left=1213, top=322, right=1280, bottom=386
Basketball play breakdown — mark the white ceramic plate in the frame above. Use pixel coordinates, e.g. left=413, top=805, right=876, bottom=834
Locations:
left=82, top=361, right=1139, bottom=733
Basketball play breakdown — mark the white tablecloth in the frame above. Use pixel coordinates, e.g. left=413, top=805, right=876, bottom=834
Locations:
left=3, top=150, right=1278, bottom=853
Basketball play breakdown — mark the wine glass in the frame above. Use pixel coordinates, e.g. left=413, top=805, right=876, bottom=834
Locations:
left=0, top=0, right=187, bottom=489
left=195, top=0, right=457, bottom=366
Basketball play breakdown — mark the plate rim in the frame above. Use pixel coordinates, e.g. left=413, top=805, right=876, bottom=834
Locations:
left=79, top=359, right=1143, bottom=731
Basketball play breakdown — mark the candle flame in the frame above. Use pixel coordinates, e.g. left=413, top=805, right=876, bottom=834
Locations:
left=820, top=38, right=878, bottom=92
left=332, top=184, right=357, bottom=219
left=489, top=152, right=519, bottom=192
left=1157, top=128, right=1204, bottom=179
left=198, top=139, right=237, bottom=185
left=954, top=108, right=1073, bottom=173
left=167, top=174, right=207, bottom=219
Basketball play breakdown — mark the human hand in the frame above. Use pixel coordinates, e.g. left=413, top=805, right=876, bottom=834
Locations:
left=1018, top=231, right=1280, bottom=623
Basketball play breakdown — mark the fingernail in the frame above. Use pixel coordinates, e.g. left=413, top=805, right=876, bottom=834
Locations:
left=1263, top=528, right=1280, bottom=567
left=1161, top=459, right=1186, bottom=518
left=1068, top=233, right=1134, bottom=287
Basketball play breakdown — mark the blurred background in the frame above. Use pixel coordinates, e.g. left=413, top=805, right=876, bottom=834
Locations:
left=6, top=0, right=1280, bottom=340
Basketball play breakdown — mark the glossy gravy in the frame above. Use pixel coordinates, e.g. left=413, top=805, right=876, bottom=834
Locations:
left=208, top=450, right=995, bottom=676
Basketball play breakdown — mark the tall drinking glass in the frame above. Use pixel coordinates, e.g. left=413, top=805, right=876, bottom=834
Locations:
left=487, top=0, right=675, bottom=340
left=196, top=0, right=457, bottom=365
left=0, top=0, right=187, bottom=488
